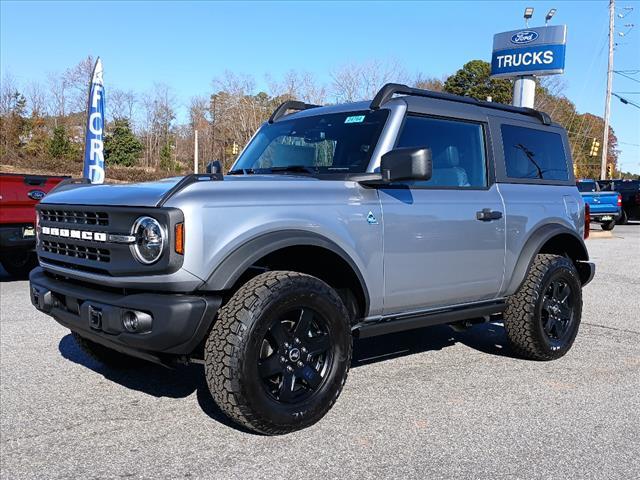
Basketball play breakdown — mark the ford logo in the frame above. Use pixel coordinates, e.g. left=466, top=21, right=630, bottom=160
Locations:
left=511, top=30, right=539, bottom=45
left=27, top=190, right=46, bottom=201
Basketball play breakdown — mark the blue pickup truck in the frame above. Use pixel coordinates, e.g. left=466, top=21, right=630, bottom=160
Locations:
left=577, top=179, right=621, bottom=231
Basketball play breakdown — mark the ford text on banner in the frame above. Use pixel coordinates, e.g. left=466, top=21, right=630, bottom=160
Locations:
left=83, top=58, right=105, bottom=184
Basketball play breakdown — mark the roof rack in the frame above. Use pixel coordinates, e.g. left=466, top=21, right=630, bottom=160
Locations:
left=268, top=100, right=321, bottom=123
left=370, top=83, right=551, bottom=126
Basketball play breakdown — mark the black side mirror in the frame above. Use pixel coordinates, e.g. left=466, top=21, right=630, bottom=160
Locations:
left=206, top=160, right=222, bottom=174
left=380, top=147, right=432, bottom=182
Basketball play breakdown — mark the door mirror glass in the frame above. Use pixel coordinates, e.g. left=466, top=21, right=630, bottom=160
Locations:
left=380, top=147, right=432, bottom=182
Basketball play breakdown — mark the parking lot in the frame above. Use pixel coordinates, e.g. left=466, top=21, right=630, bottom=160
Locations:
left=1, top=223, right=638, bottom=479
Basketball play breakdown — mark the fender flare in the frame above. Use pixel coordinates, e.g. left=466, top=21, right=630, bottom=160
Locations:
left=200, top=229, right=370, bottom=312
left=504, top=224, right=589, bottom=296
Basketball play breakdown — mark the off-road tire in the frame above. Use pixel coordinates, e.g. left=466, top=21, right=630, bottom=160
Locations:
left=504, top=254, right=582, bottom=361
left=205, top=271, right=352, bottom=435
left=0, top=251, right=38, bottom=279
left=71, top=331, right=135, bottom=368
left=601, top=219, right=616, bottom=231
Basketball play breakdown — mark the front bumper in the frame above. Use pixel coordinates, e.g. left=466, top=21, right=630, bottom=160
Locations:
left=29, top=268, right=221, bottom=364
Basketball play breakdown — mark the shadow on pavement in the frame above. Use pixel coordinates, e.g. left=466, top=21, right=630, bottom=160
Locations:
left=58, top=320, right=516, bottom=433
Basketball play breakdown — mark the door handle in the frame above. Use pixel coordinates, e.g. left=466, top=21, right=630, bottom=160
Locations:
left=476, top=208, right=503, bottom=221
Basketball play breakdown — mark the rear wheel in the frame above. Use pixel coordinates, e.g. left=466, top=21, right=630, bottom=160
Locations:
left=601, top=219, right=616, bottom=231
left=0, top=251, right=38, bottom=279
left=504, top=254, right=582, bottom=361
left=205, top=271, right=352, bottom=435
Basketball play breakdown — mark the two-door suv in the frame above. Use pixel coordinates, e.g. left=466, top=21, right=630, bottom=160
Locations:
left=30, top=84, right=595, bottom=434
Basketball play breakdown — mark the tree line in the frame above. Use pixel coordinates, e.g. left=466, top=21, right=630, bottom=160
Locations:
left=0, top=56, right=622, bottom=180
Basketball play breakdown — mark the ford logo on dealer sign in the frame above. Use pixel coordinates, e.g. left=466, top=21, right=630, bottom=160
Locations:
left=511, top=31, right=539, bottom=44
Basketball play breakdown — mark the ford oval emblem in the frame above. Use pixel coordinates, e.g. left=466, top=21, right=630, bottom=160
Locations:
left=28, top=190, right=46, bottom=201
left=510, top=30, right=539, bottom=45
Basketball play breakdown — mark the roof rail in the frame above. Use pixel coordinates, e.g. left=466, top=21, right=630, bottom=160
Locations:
left=370, top=83, right=551, bottom=126
left=268, top=100, right=321, bottom=123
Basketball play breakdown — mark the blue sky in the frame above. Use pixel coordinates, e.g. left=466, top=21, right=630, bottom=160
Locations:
left=2, top=0, right=639, bottom=173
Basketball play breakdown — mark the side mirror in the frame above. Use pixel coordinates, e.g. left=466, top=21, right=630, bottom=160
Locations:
left=380, top=147, right=432, bottom=182
left=206, top=160, right=223, bottom=174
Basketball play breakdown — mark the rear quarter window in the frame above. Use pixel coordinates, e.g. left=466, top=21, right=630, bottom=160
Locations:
left=501, top=124, right=569, bottom=182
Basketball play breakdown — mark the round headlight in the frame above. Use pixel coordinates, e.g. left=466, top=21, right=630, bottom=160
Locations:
left=131, top=216, right=165, bottom=264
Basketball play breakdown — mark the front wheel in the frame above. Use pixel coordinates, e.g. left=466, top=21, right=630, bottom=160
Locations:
left=205, top=271, right=352, bottom=435
left=601, top=219, right=616, bottom=231
left=504, top=254, right=582, bottom=361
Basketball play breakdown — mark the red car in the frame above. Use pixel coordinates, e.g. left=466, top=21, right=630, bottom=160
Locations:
left=0, top=173, right=68, bottom=278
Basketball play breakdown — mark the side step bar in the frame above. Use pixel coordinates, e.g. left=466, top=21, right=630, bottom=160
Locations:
left=354, top=301, right=506, bottom=339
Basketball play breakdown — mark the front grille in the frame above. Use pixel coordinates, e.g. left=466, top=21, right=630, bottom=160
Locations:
left=42, top=240, right=111, bottom=263
left=40, top=209, right=109, bottom=226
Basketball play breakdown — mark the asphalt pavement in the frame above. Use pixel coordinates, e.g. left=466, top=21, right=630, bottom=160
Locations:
left=1, top=223, right=639, bottom=479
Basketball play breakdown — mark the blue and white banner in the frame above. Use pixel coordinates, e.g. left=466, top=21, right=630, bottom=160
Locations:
left=83, top=58, right=105, bottom=184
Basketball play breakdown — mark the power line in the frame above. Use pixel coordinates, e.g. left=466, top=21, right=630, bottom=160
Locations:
left=614, top=71, right=640, bottom=83
left=612, top=92, right=640, bottom=108
left=618, top=141, right=640, bottom=147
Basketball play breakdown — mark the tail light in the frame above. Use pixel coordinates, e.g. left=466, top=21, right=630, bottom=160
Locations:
left=635, top=192, right=640, bottom=205
left=617, top=194, right=622, bottom=207
left=584, top=203, right=590, bottom=239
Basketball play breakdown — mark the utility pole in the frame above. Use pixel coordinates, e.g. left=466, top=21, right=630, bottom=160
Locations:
left=601, top=0, right=615, bottom=180
left=194, top=129, right=199, bottom=174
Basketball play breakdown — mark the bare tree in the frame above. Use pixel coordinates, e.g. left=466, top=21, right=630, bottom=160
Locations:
left=25, top=81, right=47, bottom=117
left=331, top=59, right=409, bottom=102
left=109, top=88, right=137, bottom=123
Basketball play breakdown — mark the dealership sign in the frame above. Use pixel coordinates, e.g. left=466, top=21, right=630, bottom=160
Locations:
left=491, top=25, right=566, bottom=78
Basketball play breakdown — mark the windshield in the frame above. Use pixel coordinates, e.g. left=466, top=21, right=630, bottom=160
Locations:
left=230, top=109, right=389, bottom=175
left=577, top=181, right=597, bottom=192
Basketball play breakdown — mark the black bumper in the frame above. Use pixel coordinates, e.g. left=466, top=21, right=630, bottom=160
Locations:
left=0, top=225, right=35, bottom=251
left=29, top=268, right=221, bottom=363
left=590, top=212, right=620, bottom=222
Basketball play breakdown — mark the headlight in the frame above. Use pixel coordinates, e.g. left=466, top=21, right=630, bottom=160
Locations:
left=131, top=216, right=165, bottom=264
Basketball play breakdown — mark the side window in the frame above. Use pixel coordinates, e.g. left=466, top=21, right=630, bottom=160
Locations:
left=395, top=115, right=487, bottom=188
left=501, top=124, right=569, bottom=181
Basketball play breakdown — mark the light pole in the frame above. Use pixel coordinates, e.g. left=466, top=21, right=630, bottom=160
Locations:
left=513, top=7, right=537, bottom=108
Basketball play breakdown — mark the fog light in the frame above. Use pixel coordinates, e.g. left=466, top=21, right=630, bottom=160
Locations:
left=122, top=310, right=153, bottom=333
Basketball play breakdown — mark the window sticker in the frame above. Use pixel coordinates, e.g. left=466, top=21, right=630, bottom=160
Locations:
left=344, top=115, right=365, bottom=124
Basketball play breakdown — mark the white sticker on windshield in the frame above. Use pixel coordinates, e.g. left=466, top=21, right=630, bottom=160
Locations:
left=344, top=115, right=365, bottom=124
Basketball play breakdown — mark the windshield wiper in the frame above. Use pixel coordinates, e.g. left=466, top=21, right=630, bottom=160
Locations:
left=227, top=168, right=256, bottom=175
left=265, top=165, right=318, bottom=175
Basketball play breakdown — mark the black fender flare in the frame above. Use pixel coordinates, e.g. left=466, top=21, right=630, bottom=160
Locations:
left=200, top=229, right=370, bottom=313
left=504, top=224, right=589, bottom=296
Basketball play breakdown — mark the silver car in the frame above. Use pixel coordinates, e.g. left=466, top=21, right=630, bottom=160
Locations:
left=30, top=83, right=595, bottom=434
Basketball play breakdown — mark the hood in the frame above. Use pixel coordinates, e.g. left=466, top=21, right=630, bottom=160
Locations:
left=40, top=177, right=183, bottom=207
left=39, top=174, right=322, bottom=207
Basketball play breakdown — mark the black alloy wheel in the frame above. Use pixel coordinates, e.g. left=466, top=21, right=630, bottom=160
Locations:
left=258, top=307, right=332, bottom=404
left=540, top=279, right=575, bottom=343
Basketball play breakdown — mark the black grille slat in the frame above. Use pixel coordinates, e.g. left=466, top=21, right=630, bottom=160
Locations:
left=40, top=209, right=109, bottom=226
left=42, top=240, right=110, bottom=263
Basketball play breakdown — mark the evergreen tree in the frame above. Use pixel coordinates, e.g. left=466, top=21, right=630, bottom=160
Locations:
left=48, top=125, right=72, bottom=159
left=104, top=118, right=143, bottom=167
left=444, top=60, right=512, bottom=104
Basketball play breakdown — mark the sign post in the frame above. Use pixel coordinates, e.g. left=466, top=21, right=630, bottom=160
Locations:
left=490, top=25, right=567, bottom=108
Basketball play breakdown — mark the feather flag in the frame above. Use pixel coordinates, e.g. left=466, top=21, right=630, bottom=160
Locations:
left=83, top=58, right=105, bottom=183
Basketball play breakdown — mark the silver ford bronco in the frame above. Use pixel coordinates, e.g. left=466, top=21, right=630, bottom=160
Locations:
left=29, top=84, right=595, bottom=434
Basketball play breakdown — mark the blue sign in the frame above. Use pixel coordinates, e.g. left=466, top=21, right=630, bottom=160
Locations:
left=491, top=44, right=566, bottom=77
left=491, top=25, right=566, bottom=78
left=83, top=58, right=105, bottom=184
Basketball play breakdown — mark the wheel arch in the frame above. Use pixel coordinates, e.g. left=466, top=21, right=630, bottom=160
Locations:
left=201, top=230, right=370, bottom=319
left=505, top=224, right=589, bottom=296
